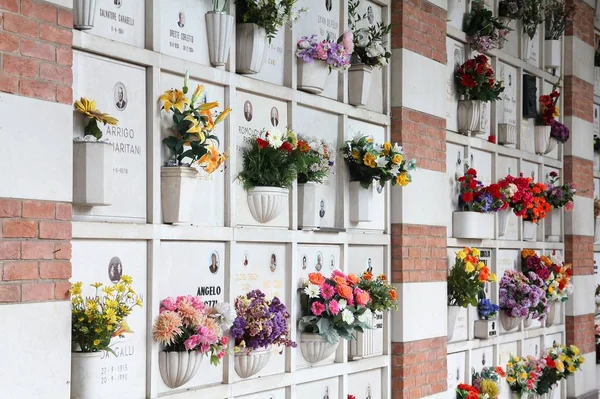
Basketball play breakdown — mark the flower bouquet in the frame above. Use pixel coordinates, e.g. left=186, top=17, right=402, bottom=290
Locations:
left=70, top=277, right=142, bottom=397
left=230, top=290, right=295, bottom=377
left=471, top=366, right=506, bottom=398
left=347, top=0, right=392, bottom=106
left=498, top=270, right=544, bottom=331
left=295, top=34, right=352, bottom=94
left=455, top=55, right=504, bottom=135
left=498, top=0, right=524, bottom=21
left=152, top=296, right=233, bottom=388
left=463, top=0, right=510, bottom=52
left=236, top=0, right=306, bottom=73
left=544, top=171, right=575, bottom=239
left=447, top=247, right=497, bottom=340
left=73, top=97, right=119, bottom=206
left=535, top=80, right=567, bottom=155
left=159, top=73, right=230, bottom=224
left=456, top=383, right=486, bottom=398
left=506, top=355, right=541, bottom=397
left=522, top=0, right=543, bottom=60
left=298, top=271, right=373, bottom=363
left=294, top=135, right=335, bottom=229
left=341, top=134, right=415, bottom=222
left=536, top=343, right=584, bottom=395
left=544, top=0, right=575, bottom=68
left=238, top=129, right=298, bottom=223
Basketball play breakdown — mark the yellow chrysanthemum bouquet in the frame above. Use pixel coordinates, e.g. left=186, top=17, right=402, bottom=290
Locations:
left=74, top=97, right=119, bottom=140
left=71, top=276, right=142, bottom=354
left=160, top=71, right=230, bottom=173
left=340, top=133, right=416, bottom=189
left=448, top=247, right=497, bottom=308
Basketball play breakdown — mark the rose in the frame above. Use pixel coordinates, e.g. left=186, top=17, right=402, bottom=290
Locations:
left=308, top=272, right=325, bottom=286
left=347, top=273, right=359, bottom=285
left=256, top=138, right=269, bottom=149
left=333, top=275, right=348, bottom=287
left=354, top=288, right=370, bottom=306
left=337, top=284, right=353, bottom=300
left=342, top=30, right=354, bottom=54
left=160, top=297, right=178, bottom=312
left=355, top=29, right=369, bottom=47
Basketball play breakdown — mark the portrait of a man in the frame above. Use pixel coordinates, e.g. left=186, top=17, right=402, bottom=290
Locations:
left=302, top=255, right=307, bottom=270
left=114, top=82, right=127, bottom=111
left=209, top=251, right=219, bottom=274
left=315, top=252, right=322, bottom=271
left=178, top=12, right=185, bottom=28
left=270, top=254, right=277, bottom=272
left=319, top=200, right=325, bottom=218
left=243, top=100, right=253, bottom=122
left=108, top=256, right=123, bottom=283
left=270, top=106, right=279, bottom=127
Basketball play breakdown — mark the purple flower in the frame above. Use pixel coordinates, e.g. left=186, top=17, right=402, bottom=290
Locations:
left=550, top=120, right=570, bottom=143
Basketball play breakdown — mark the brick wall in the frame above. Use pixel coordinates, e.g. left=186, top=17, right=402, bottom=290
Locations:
left=563, top=75, right=593, bottom=123
left=0, top=0, right=73, bottom=104
left=563, top=157, right=594, bottom=198
left=566, top=314, right=596, bottom=354
left=564, top=236, right=594, bottom=275
left=391, top=224, right=447, bottom=283
left=0, top=199, right=72, bottom=302
left=565, top=0, right=594, bottom=47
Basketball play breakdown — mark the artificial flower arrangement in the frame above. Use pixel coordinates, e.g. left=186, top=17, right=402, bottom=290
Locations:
left=463, top=0, right=510, bottom=52
left=74, top=97, right=119, bottom=140
left=506, top=355, right=542, bottom=397
left=525, top=181, right=552, bottom=224
left=448, top=247, right=497, bottom=309
left=237, top=0, right=306, bottom=42
left=545, top=171, right=576, bottom=211
left=341, top=133, right=416, bottom=189
left=498, top=0, right=524, bottom=20
left=498, top=270, right=546, bottom=331
left=477, top=297, right=499, bottom=320
left=294, top=135, right=335, bottom=184
left=471, top=366, right=506, bottom=399
left=544, top=0, right=576, bottom=41
left=535, top=79, right=569, bottom=154
left=457, top=168, right=509, bottom=213
left=456, top=383, right=486, bottom=399
left=522, top=250, right=573, bottom=303
left=152, top=295, right=233, bottom=388
left=347, top=0, right=391, bottom=68
left=160, top=73, right=229, bottom=172
left=497, top=175, right=533, bottom=219
left=522, top=0, right=543, bottom=42
left=357, top=269, right=398, bottom=312
left=536, top=343, right=584, bottom=395
left=295, top=34, right=352, bottom=72
left=71, top=276, right=143, bottom=353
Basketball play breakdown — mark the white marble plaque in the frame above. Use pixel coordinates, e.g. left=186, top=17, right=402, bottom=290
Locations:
left=88, top=0, right=145, bottom=47
left=521, top=160, right=538, bottom=182
left=521, top=117, right=535, bottom=154
left=446, top=38, right=465, bottom=133
left=160, top=72, right=226, bottom=226
left=296, top=377, right=340, bottom=398
left=523, top=337, right=541, bottom=358
left=71, top=239, right=147, bottom=398
left=237, top=388, right=286, bottom=399
left=364, top=1, right=384, bottom=113
left=447, top=0, right=467, bottom=30
left=348, top=369, right=381, bottom=399
left=159, top=0, right=211, bottom=65
left=499, top=341, right=518, bottom=398
left=471, top=346, right=495, bottom=373
left=502, top=20, right=519, bottom=58
left=447, top=351, right=467, bottom=394
left=254, top=31, right=285, bottom=86
left=73, top=52, right=146, bottom=222
left=446, top=143, right=465, bottom=236
left=594, top=253, right=600, bottom=285
left=594, top=104, right=600, bottom=137
left=525, top=32, right=540, bottom=67
left=235, top=92, right=289, bottom=227
left=346, top=118, right=386, bottom=231
left=469, top=149, right=492, bottom=185
left=158, top=241, right=226, bottom=391
left=496, top=62, right=517, bottom=128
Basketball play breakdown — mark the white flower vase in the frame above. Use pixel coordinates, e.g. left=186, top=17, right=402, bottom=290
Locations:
left=349, top=311, right=383, bottom=358
left=159, top=351, right=203, bottom=389
left=498, top=208, right=511, bottom=237
left=500, top=310, right=520, bottom=332
left=349, top=181, right=374, bottom=223
left=447, top=305, right=460, bottom=341
left=236, top=23, right=267, bottom=74
left=300, top=333, right=339, bottom=364
left=457, top=100, right=482, bottom=135
left=205, top=12, right=234, bottom=67
left=545, top=208, right=561, bottom=242
left=73, top=0, right=98, bottom=30
left=297, top=60, right=329, bottom=94
left=71, top=351, right=103, bottom=399
left=161, top=166, right=199, bottom=225
left=595, top=218, right=600, bottom=243
left=523, top=315, right=533, bottom=328
left=534, top=125, right=557, bottom=155
left=524, top=35, right=534, bottom=61
left=298, top=182, right=321, bottom=230
left=523, top=220, right=537, bottom=242
left=545, top=301, right=558, bottom=327
left=246, top=186, right=288, bottom=223
left=452, top=211, right=494, bottom=239
left=73, top=141, right=113, bottom=207
left=474, top=319, right=498, bottom=339
left=234, top=346, right=272, bottom=378
left=498, top=124, right=517, bottom=145
left=348, top=63, right=373, bottom=107
left=544, top=40, right=561, bottom=69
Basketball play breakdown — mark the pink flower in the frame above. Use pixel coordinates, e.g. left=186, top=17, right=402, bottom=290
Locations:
left=220, top=336, right=229, bottom=346
left=328, top=299, right=340, bottom=315
left=354, top=288, right=370, bottom=307
left=184, top=334, right=202, bottom=351
left=320, top=283, right=335, bottom=300
left=217, top=351, right=226, bottom=359
left=160, top=297, right=177, bottom=313
left=311, top=301, right=326, bottom=316
left=196, top=325, right=218, bottom=345
left=564, top=201, right=574, bottom=212
left=200, top=343, right=210, bottom=353
left=342, top=30, right=354, bottom=54
left=331, top=270, right=347, bottom=279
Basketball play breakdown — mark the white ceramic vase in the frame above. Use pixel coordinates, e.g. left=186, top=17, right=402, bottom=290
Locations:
left=205, top=12, right=234, bottom=67
left=498, top=123, right=517, bottom=145
left=457, top=100, right=482, bottom=135
left=71, top=351, right=103, bottom=399
left=300, top=333, right=339, bottom=364
left=545, top=208, right=561, bottom=242
left=298, top=182, right=322, bottom=230
left=474, top=319, right=498, bottom=339
left=523, top=315, right=533, bottom=328
left=246, top=186, right=288, bottom=223
left=348, top=63, right=373, bottom=107
left=523, top=220, right=538, bottom=241
left=498, top=208, right=511, bottom=237
left=349, top=181, right=373, bottom=223
left=447, top=305, right=460, bottom=341
left=534, top=125, right=557, bottom=155
left=73, top=0, right=98, bottom=30
left=158, top=351, right=203, bottom=389
left=452, top=211, right=494, bottom=239
left=545, top=301, right=558, bottom=327
left=500, top=310, right=520, bottom=332
left=73, top=141, right=113, bottom=206
left=234, top=346, right=272, bottom=378
left=595, top=218, right=600, bottom=243
left=349, top=311, right=383, bottom=358
left=297, top=60, right=329, bottom=94
left=524, top=35, right=534, bottom=61
left=544, top=39, right=561, bottom=69
left=161, top=166, right=199, bottom=225
left=236, top=23, right=267, bottom=74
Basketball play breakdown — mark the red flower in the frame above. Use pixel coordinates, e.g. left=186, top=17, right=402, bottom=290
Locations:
left=488, top=78, right=495, bottom=87
left=256, top=138, right=269, bottom=149
left=468, top=179, right=477, bottom=190
left=475, top=54, right=488, bottom=63
left=462, top=192, right=474, bottom=203
left=485, top=68, right=493, bottom=77
left=550, top=171, right=558, bottom=177
left=488, top=135, right=496, bottom=144
left=466, top=168, right=477, bottom=176
left=280, top=142, right=292, bottom=153
left=461, top=74, right=477, bottom=88
left=546, top=356, right=556, bottom=368
left=475, top=63, right=485, bottom=75
left=550, top=90, right=560, bottom=98
left=464, top=60, right=476, bottom=70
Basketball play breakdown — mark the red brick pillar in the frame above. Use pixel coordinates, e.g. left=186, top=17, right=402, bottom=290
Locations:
left=390, top=0, right=448, bottom=397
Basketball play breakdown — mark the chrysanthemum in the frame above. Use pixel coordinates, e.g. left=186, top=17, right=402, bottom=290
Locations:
left=178, top=298, right=203, bottom=326
left=152, top=311, right=183, bottom=345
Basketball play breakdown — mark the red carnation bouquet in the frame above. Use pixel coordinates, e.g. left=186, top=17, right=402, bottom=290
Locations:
left=455, top=55, right=504, bottom=102
left=458, top=168, right=509, bottom=213
left=498, top=175, right=533, bottom=218
left=456, top=383, right=484, bottom=399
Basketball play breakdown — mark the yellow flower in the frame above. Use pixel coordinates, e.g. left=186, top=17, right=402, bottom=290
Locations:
left=465, top=261, right=475, bottom=272
left=457, top=251, right=466, bottom=260
left=477, top=262, right=485, bottom=271
left=580, top=356, right=585, bottom=364
left=190, top=84, right=204, bottom=104
left=570, top=345, right=580, bottom=355
left=116, top=283, right=126, bottom=293
left=507, top=362, right=513, bottom=368
left=383, top=141, right=392, bottom=155
left=553, top=106, right=560, bottom=118
left=91, top=282, right=103, bottom=289
left=352, top=150, right=360, bottom=160
left=555, top=359, right=565, bottom=372
left=198, top=143, right=226, bottom=174
left=135, top=297, right=143, bottom=307
left=391, top=154, right=403, bottom=165
left=513, top=356, right=520, bottom=362
left=548, top=286, right=554, bottom=294
left=86, top=300, right=98, bottom=311
left=102, top=285, right=115, bottom=296
left=366, top=137, right=373, bottom=143
left=472, top=248, right=480, bottom=257
left=184, top=114, right=206, bottom=138
left=507, top=377, right=516, bottom=384
left=71, top=282, right=83, bottom=296
left=480, top=379, right=499, bottom=398
left=520, top=372, right=528, bottom=379
left=93, top=339, right=101, bottom=346
left=567, top=365, right=576, bottom=373
left=559, top=354, right=566, bottom=361
left=363, top=153, right=377, bottom=168
left=121, top=275, right=133, bottom=284
left=396, top=172, right=410, bottom=186
left=214, top=108, right=231, bottom=126
left=105, top=308, right=118, bottom=324
left=159, top=89, right=189, bottom=113
left=488, top=273, right=497, bottom=282
left=74, top=98, right=118, bottom=125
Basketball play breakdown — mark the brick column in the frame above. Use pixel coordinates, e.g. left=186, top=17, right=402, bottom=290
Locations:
left=562, top=0, right=597, bottom=397
left=390, top=0, right=448, bottom=397
left=0, top=0, right=73, bottom=396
